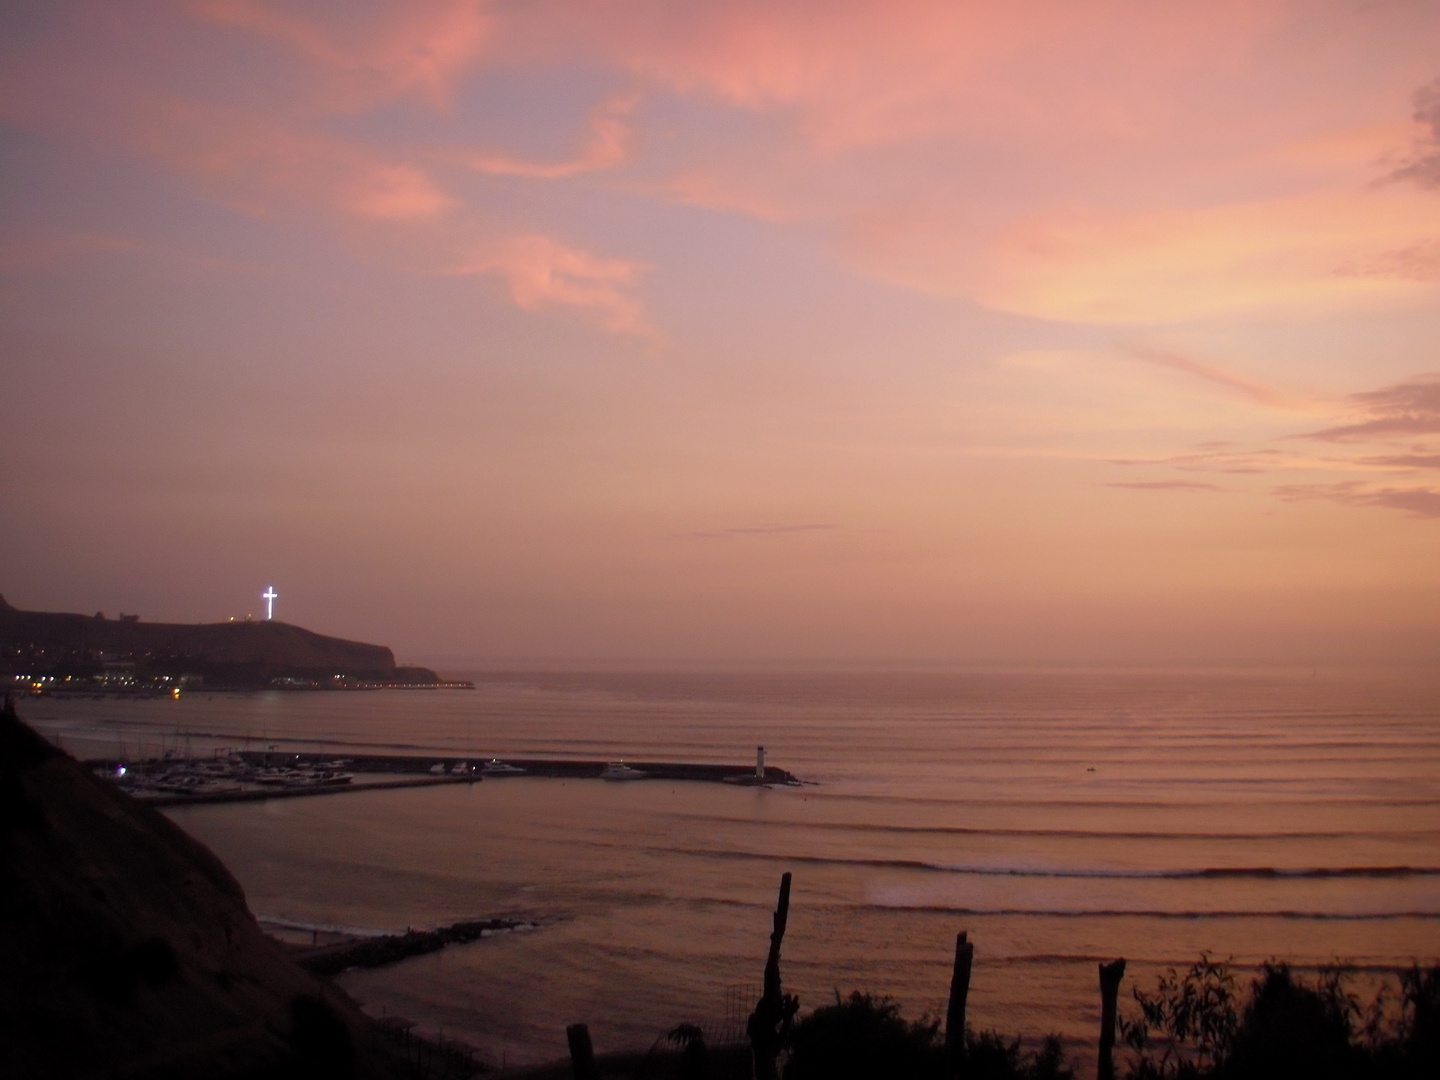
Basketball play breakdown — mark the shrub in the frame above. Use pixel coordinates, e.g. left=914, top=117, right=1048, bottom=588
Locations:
left=784, top=992, right=945, bottom=1080
left=1121, top=953, right=1240, bottom=1078
left=781, top=991, right=1071, bottom=1080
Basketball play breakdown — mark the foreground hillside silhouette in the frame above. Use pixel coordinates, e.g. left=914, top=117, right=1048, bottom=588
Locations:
left=0, top=695, right=449, bottom=1078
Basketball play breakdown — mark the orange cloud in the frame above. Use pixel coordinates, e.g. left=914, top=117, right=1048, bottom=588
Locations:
left=966, top=189, right=1440, bottom=323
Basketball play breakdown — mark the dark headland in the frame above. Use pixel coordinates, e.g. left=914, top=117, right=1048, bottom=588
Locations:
left=0, top=594, right=470, bottom=691
left=0, top=694, right=475, bottom=1078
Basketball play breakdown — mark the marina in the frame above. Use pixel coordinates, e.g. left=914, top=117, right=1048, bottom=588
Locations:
left=87, top=743, right=801, bottom=805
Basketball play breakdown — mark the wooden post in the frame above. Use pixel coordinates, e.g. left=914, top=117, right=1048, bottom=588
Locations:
left=945, top=930, right=974, bottom=1070
left=748, top=872, right=798, bottom=1080
left=1097, top=959, right=1126, bottom=1080
left=567, top=1022, right=599, bottom=1080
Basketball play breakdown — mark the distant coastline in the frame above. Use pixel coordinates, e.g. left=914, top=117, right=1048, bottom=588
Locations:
left=0, top=593, right=471, bottom=693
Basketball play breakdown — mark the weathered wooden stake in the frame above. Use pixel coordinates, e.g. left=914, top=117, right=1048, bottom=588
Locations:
left=567, top=1022, right=599, bottom=1080
left=1097, top=958, right=1126, bottom=1080
left=945, top=930, right=975, bottom=1070
left=748, top=872, right=798, bottom=1080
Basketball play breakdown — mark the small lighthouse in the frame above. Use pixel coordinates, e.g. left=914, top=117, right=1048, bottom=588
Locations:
left=756, top=745, right=766, bottom=780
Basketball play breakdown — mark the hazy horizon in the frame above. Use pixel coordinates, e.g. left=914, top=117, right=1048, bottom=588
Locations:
left=4, top=2, right=1439, bottom=669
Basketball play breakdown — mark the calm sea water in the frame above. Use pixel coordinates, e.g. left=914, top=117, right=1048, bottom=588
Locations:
left=23, top=670, right=1440, bottom=1068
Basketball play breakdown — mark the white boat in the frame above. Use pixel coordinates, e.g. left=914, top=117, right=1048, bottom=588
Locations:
left=480, top=758, right=526, bottom=776
left=599, top=761, right=647, bottom=781
left=429, top=763, right=447, bottom=774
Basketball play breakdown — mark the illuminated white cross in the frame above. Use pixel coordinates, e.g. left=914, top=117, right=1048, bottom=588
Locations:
left=262, top=586, right=278, bottom=621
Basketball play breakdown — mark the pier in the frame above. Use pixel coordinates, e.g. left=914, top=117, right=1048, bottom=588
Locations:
left=144, top=772, right=475, bottom=807
left=92, top=746, right=801, bottom=807
left=235, top=750, right=800, bottom=786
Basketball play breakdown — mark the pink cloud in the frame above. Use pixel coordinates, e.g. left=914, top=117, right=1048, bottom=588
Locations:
left=1105, top=481, right=1222, bottom=492
left=1274, top=481, right=1440, bottom=518
left=1388, top=76, right=1440, bottom=189
left=346, top=164, right=455, bottom=221
left=449, top=235, right=655, bottom=337
left=1301, top=375, right=1440, bottom=442
left=503, top=0, right=1278, bottom=150
left=478, top=1, right=1440, bottom=322
left=468, top=93, right=638, bottom=179
left=0, top=15, right=655, bottom=337
left=186, top=0, right=491, bottom=109
left=109, top=97, right=456, bottom=223
left=656, top=168, right=793, bottom=223
left=1120, top=344, right=1293, bottom=409
left=1357, top=453, right=1440, bottom=470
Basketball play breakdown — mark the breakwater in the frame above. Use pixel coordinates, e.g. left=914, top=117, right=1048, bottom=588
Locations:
left=235, top=751, right=801, bottom=785
left=294, top=917, right=537, bottom=976
left=91, top=750, right=801, bottom=807
left=144, top=773, right=474, bottom=807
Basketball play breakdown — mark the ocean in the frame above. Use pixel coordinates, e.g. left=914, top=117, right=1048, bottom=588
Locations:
left=22, top=669, right=1440, bottom=1069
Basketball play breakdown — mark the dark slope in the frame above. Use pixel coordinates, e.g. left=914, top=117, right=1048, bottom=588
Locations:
left=0, top=594, right=440, bottom=686
left=0, top=696, right=416, bottom=1079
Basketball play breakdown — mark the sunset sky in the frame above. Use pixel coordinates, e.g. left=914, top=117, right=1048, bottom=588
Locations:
left=3, top=1, right=1439, bottom=668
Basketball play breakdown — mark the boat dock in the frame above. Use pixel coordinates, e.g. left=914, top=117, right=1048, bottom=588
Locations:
left=145, top=773, right=475, bottom=807
left=235, top=750, right=800, bottom=786
left=91, top=746, right=800, bottom=807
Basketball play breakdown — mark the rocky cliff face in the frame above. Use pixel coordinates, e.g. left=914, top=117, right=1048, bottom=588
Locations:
left=0, top=696, right=414, bottom=1078
left=0, top=594, right=440, bottom=687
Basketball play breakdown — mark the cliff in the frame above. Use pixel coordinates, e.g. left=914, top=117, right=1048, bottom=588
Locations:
left=0, top=695, right=422, bottom=1078
left=0, top=594, right=441, bottom=688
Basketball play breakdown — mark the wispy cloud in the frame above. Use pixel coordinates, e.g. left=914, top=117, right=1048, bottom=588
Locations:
left=1105, top=370, right=1440, bottom=520
left=1357, top=452, right=1440, bottom=470
left=1274, top=481, right=1440, bottom=518
left=187, top=0, right=491, bottom=109
left=1108, top=447, right=1290, bottom=476
left=681, top=523, right=839, bottom=538
left=1106, top=480, right=1222, bottom=492
left=1388, top=76, right=1440, bottom=189
left=1334, top=239, right=1440, bottom=282
left=1300, top=374, right=1440, bottom=441
left=448, top=234, right=655, bottom=336
left=1118, top=344, right=1293, bottom=409
left=467, top=93, right=638, bottom=179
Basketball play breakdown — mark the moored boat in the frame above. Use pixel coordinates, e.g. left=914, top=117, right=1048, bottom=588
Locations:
left=481, top=758, right=526, bottom=776
left=599, top=761, right=647, bottom=781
